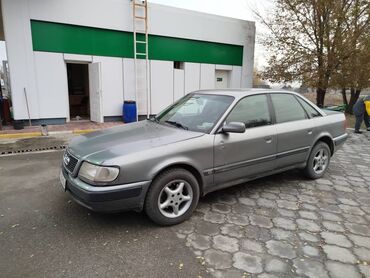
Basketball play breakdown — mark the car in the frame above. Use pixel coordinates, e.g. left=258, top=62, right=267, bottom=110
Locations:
left=60, top=89, right=348, bottom=225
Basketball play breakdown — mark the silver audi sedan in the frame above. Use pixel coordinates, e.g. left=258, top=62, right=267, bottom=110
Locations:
left=60, top=89, right=348, bottom=225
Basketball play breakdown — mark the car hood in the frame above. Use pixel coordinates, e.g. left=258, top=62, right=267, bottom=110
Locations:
left=68, top=120, right=203, bottom=164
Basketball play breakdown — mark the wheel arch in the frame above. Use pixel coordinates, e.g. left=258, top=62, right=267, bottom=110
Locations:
left=313, top=135, right=334, bottom=156
left=149, top=162, right=205, bottom=196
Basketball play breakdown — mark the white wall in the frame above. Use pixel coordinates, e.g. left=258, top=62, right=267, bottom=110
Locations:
left=2, top=0, right=254, bottom=120
left=200, top=64, right=215, bottom=90
left=242, top=25, right=255, bottom=88
left=122, top=58, right=135, bottom=102
left=28, top=0, right=255, bottom=88
left=184, top=63, right=200, bottom=94
left=92, top=56, right=124, bottom=117
left=230, top=66, right=242, bottom=88
left=27, top=0, right=253, bottom=46
left=150, top=60, right=174, bottom=114
left=2, top=0, right=39, bottom=119
left=34, top=52, right=68, bottom=118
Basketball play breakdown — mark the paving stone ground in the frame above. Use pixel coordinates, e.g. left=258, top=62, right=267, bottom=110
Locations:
left=173, top=132, right=370, bottom=278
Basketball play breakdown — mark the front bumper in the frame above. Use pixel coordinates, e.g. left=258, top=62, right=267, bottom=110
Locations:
left=61, top=168, right=151, bottom=212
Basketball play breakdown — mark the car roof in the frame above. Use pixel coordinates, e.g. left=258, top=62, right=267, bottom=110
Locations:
left=194, top=88, right=299, bottom=98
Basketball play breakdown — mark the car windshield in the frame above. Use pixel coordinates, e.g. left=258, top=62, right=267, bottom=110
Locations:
left=154, top=93, right=234, bottom=133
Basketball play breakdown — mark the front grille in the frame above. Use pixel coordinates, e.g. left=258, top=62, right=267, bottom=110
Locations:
left=63, top=151, right=79, bottom=173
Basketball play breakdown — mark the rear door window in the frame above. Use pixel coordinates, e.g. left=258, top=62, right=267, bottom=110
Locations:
left=271, top=94, right=307, bottom=123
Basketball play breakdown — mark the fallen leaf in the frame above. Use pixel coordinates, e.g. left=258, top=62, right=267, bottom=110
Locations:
left=11, top=224, right=19, bottom=228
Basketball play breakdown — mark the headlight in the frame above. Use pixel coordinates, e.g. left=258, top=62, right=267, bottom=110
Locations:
left=78, top=162, right=119, bottom=183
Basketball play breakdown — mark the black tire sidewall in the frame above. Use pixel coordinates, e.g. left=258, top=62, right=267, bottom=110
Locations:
left=305, top=142, right=331, bottom=179
left=145, top=169, right=200, bottom=226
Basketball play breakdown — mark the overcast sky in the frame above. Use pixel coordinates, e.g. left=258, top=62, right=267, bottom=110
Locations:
left=0, top=0, right=272, bottom=69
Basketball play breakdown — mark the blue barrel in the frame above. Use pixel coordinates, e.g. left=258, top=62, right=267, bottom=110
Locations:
left=122, top=100, right=137, bottom=123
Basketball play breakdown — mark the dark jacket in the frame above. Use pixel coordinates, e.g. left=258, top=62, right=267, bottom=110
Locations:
left=353, top=95, right=370, bottom=116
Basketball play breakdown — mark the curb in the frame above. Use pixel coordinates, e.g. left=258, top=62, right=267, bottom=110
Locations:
left=0, top=129, right=97, bottom=139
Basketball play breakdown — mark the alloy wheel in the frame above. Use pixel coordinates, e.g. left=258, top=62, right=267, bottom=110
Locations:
left=157, top=180, right=193, bottom=218
left=312, top=148, right=329, bottom=175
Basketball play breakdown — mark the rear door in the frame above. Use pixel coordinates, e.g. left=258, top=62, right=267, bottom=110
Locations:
left=270, top=93, right=315, bottom=168
left=213, top=94, right=277, bottom=186
left=89, top=62, right=103, bottom=123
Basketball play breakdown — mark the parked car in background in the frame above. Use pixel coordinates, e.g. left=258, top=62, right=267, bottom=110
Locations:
left=60, top=89, right=348, bottom=225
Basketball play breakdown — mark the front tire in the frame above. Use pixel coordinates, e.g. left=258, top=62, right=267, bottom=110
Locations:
left=304, top=142, right=331, bottom=179
left=145, top=168, right=200, bottom=226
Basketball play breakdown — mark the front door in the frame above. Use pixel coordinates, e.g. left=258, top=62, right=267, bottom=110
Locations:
left=214, top=94, right=277, bottom=187
left=89, top=62, right=103, bottom=123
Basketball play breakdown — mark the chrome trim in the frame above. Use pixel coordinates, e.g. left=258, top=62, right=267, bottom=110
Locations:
left=333, top=133, right=348, bottom=146
left=276, top=146, right=310, bottom=159
left=63, top=149, right=80, bottom=175
left=205, top=146, right=310, bottom=175
left=71, top=179, right=151, bottom=193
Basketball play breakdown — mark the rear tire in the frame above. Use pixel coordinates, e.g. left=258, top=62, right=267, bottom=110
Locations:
left=304, top=142, right=331, bottom=179
left=145, top=168, right=200, bottom=226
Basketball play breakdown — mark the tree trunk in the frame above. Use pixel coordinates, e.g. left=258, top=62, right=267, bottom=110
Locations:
left=316, top=88, right=326, bottom=107
left=345, top=88, right=361, bottom=114
left=341, top=88, right=348, bottom=106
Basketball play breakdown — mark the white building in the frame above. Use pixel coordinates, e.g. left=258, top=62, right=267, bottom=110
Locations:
left=1, top=0, right=255, bottom=124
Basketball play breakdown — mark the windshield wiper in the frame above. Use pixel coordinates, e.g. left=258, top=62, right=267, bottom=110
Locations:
left=164, top=120, right=188, bottom=130
left=148, top=116, right=159, bottom=123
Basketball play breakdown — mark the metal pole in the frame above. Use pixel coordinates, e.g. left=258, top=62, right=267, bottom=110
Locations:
left=23, top=88, right=32, bottom=126
left=145, top=1, right=150, bottom=119
left=132, top=1, right=139, bottom=122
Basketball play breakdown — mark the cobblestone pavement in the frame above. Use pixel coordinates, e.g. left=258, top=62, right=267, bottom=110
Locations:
left=173, top=133, right=370, bottom=278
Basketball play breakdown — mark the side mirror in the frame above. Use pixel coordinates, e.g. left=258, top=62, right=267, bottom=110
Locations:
left=221, top=122, right=246, bottom=133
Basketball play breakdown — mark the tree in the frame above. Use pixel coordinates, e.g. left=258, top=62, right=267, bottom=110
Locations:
left=255, top=0, right=370, bottom=107
left=253, top=68, right=268, bottom=87
left=331, top=0, right=370, bottom=113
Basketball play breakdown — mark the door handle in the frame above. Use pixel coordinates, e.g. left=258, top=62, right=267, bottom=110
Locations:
left=265, top=137, right=272, bottom=144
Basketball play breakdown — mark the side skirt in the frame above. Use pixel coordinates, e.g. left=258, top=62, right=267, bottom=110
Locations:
left=203, top=162, right=306, bottom=195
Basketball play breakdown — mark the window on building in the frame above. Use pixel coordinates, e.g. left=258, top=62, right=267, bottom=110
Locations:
left=226, top=95, right=271, bottom=128
left=271, top=94, right=307, bottom=123
left=174, top=61, right=184, bottom=70
left=296, top=97, right=321, bottom=118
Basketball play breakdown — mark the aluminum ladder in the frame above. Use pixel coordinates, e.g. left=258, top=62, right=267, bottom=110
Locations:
left=132, top=0, right=150, bottom=119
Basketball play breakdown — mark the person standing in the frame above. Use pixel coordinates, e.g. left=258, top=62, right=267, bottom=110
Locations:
left=353, top=94, right=370, bottom=134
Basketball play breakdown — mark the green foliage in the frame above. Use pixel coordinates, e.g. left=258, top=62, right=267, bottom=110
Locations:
left=256, top=0, right=370, bottom=106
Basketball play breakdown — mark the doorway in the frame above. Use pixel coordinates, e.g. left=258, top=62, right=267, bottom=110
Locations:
left=67, top=63, right=90, bottom=120
left=215, top=70, right=230, bottom=89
